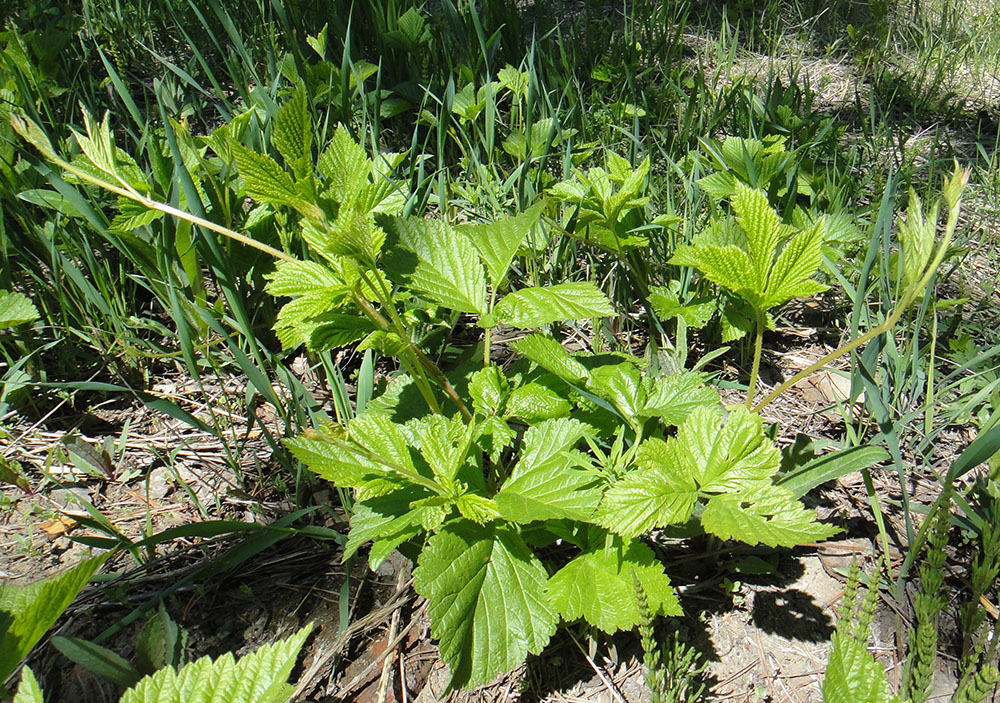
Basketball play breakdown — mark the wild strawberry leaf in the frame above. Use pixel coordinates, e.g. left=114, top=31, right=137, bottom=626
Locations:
left=414, top=522, right=557, bottom=689
left=496, top=282, right=614, bottom=328
left=546, top=532, right=681, bottom=633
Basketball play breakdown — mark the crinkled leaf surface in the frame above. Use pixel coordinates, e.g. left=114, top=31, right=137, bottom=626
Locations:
left=640, top=372, right=719, bottom=425
left=496, top=282, right=614, bottom=328
left=119, top=625, right=311, bottom=703
left=546, top=532, right=681, bottom=633
left=506, top=380, right=572, bottom=423
left=13, top=666, right=43, bottom=703
left=822, top=633, right=900, bottom=703
left=384, top=217, right=487, bottom=314
left=272, top=84, right=312, bottom=178
left=680, top=405, right=778, bottom=494
left=586, top=363, right=644, bottom=420
left=700, top=484, right=839, bottom=547
left=495, top=418, right=600, bottom=523
left=414, top=522, right=557, bottom=689
left=595, top=439, right=699, bottom=538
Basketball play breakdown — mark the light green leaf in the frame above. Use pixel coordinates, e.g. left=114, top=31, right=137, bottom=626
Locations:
left=318, top=126, right=370, bottom=206
left=414, top=522, right=557, bottom=689
left=506, top=381, right=571, bottom=423
left=231, top=143, right=313, bottom=216
left=456, top=494, right=500, bottom=524
left=119, top=625, right=311, bottom=703
left=761, top=219, right=827, bottom=308
left=595, top=439, right=699, bottom=538
left=409, top=415, right=466, bottom=484
left=897, top=189, right=936, bottom=290
left=546, top=534, right=681, bottom=633
left=641, top=373, right=719, bottom=425
left=469, top=366, right=509, bottom=416
left=13, top=667, right=43, bottom=703
left=701, top=485, right=839, bottom=547
left=0, top=291, right=39, bottom=329
left=696, top=171, right=737, bottom=200
left=586, top=363, right=644, bottom=420
left=648, top=284, right=715, bottom=328
left=272, top=84, right=312, bottom=179
left=0, top=554, right=108, bottom=682
left=679, top=406, right=778, bottom=494
left=265, top=259, right=348, bottom=298
left=495, top=419, right=599, bottom=523
left=509, top=334, right=589, bottom=383
left=476, top=416, right=516, bottom=464
left=822, top=633, right=900, bottom=703
left=384, top=217, right=487, bottom=314
left=457, top=202, right=544, bottom=289
left=732, top=181, right=787, bottom=289
left=496, top=282, right=614, bottom=328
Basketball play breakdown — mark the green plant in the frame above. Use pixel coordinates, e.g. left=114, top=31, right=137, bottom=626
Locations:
left=12, top=86, right=972, bottom=692
left=10, top=624, right=311, bottom=703
left=0, top=553, right=108, bottom=694
left=635, top=575, right=706, bottom=703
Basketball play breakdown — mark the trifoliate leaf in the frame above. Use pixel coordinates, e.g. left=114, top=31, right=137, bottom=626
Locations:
left=408, top=415, right=467, bottom=484
left=119, top=625, right=311, bottom=703
left=0, top=290, right=39, bottom=329
left=701, top=484, right=839, bottom=547
left=761, top=218, right=827, bottom=308
left=496, top=282, right=614, bottom=328
left=383, top=217, right=487, bottom=314
left=272, top=83, right=312, bottom=179
left=495, top=418, right=600, bottom=523
left=414, top=522, right=557, bottom=689
left=822, top=633, right=900, bottom=703
left=510, top=334, right=589, bottom=383
left=505, top=380, right=572, bottom=423
left=546, top=533, right=681, bottom=633
left=0, top=554, right=108, bottom=682
left=595, top=439, right=699, bottom=538
left=231, top=143, right=317, bottom=218
left=640, top=372, right=719, bottom=425
left=458, top=203, right=544, bottom=290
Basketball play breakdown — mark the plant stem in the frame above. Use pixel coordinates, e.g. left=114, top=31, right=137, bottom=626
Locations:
left=746, top=308, right=765, bottom=410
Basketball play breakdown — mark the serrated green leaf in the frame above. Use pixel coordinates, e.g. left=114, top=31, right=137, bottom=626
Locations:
left=272, top=84, right=312, bottom=179
left=469, top=366, right=509, bottom=416
left=897, top=189, right=936, bottom=290
left=457, top=202, right=544, bottom=289
left=308, top=313, right=376, bottom=352
left=822, top=633, right=900, bottom=703
left=456, top=494, right=500, bottom=524
left=546, top=533, right=681, bottom=633
left=701, top=485, right=839, bottom=547
left=119, top=625, right=311, bottom=703
left=509, top=334, right=589, bottom=383
left=680, top=406, right=778, bottom=494
left=586, top=363, right=644, bottom=420
left=595, top=439, right=699, bottom=538
left=476, top=416, right=516, bottom=464
left=505, top=380, right=571, bottom=423
left=345, top=488, right=428, bottom=564
left=413, top=522, right=557, bottom=689
left=408, top=414, right=467, bottom=484
left=696, top=171, right=737, bottom=200
left=641, top=372, right=719, bottom=425
left=0, top=291, right=39, bottom=329
left=109, top=197, right=164, bottom=233
left=13, top=666, right=43, bottom=703
left=384, top=217, right=487, bottom=314
left=231, top=143, right=305, bottom=212
left=648, top=284, right=715, bottom=328
left=265, top=259, right=348, bottom=298
left=0, top=554, right=108, bottom=682
left=762, top=218, right=827, bottom=308
left=496, top=282, right=614, bottom=328
left=318, top=126, right=370, bottom=205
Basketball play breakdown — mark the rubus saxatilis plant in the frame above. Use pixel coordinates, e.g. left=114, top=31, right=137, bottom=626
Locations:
left=11, top=83, right=965, bottom=689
